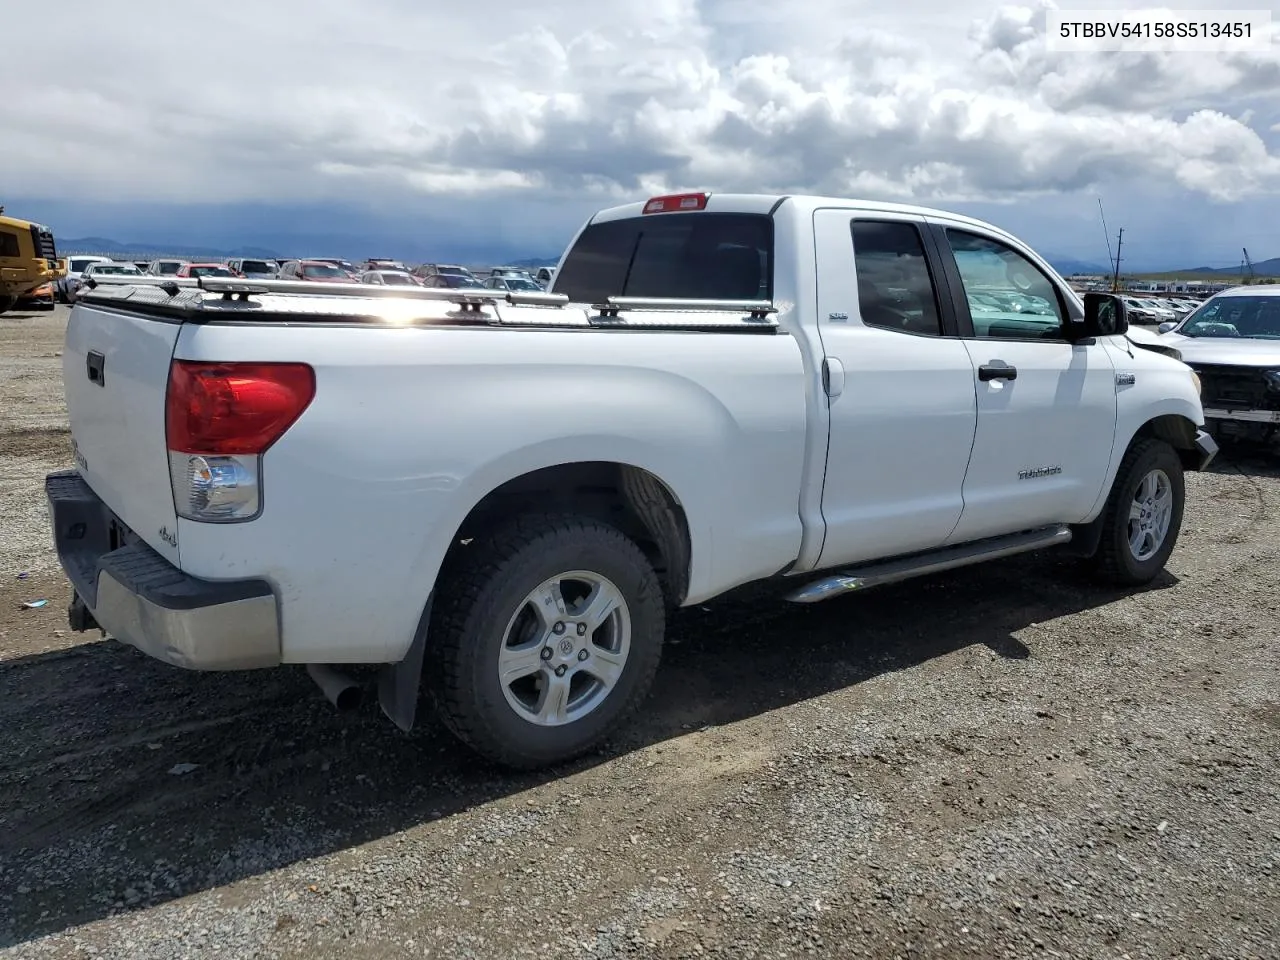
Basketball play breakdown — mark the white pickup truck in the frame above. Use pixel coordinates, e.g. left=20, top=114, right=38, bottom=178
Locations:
left=47, top=192, right=1216, bottom=770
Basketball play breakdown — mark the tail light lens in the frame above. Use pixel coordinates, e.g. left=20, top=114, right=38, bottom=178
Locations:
left=165, top=361, right=315, bottom=522
left=643, top=192, right=709, bottom=214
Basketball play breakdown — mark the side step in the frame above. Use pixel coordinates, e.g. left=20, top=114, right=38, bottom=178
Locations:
left=784, top=524, right=1073, bottom=604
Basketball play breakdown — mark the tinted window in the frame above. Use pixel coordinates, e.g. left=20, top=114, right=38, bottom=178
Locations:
left=0, top=232, right=20, bottom=258
left=850, top=220, right=943, bottom=336
left=946, top=230, right=1065, bottom=340
left=553, top=213, right=773, bottom=304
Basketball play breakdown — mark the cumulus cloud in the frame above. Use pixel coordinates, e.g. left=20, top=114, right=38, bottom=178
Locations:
left=3, top=0, right=1280, bottom=214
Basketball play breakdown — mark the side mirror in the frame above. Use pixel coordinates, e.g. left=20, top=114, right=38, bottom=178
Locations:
left=1158, top=321, right=1177, bottom=334
left=1080, top=292, right=1128, bottom=338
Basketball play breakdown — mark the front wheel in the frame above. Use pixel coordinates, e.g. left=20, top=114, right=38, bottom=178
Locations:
left=427, top=513, right=666, bottom=770
left=1091, top=438, right=1185, bottom=586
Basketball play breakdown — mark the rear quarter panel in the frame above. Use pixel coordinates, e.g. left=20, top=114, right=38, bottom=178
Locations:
left=173, top=322, right=809, bottom=663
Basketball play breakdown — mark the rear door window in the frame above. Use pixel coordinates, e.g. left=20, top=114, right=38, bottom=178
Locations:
left=553, top=213, right=773, bottom=304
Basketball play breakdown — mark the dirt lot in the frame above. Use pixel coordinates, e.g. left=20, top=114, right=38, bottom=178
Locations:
left=0, top=305, right=1277, bottom=960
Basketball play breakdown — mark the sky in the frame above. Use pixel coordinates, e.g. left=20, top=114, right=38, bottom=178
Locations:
left=4, top=0, right=1279, bottom=270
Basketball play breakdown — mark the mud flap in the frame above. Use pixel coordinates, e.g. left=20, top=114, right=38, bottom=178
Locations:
left=377, top=592, right=432, bottom=732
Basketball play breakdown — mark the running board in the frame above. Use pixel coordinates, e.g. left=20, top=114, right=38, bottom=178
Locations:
left=784, top=524, right=1073, bottom=604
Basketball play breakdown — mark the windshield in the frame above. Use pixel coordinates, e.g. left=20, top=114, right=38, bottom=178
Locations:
left=302, top=263, right=349, bottom=278
left=92, top=265, right=140, bottom=275
left=1177, top=296, right=1280, bottom=339
left=189, top=266, right=232, bottom=277
left=554, top=212, right=773, bottom=303
left=438, top=266, right=470, bottom=276
left=70, top=258, right=101, bottom=272
left=506, top=278, right=542, bottom=291
left=241, top=260, right=275, bottom=273
left=156, top=262, right=183, bottom=274
left=380, top=273, right=414, bottom=284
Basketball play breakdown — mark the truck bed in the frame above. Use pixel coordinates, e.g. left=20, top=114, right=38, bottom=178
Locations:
left=62, top=278, right=812, bottom=665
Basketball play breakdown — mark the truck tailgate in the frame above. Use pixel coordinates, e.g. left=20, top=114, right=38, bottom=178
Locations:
left=63, top=302, right=181, bottom=565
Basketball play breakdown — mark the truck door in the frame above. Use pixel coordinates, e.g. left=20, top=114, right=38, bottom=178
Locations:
left=812, top=209, right=978, bottom=568
left=926, top=221, right=1119, bottom=544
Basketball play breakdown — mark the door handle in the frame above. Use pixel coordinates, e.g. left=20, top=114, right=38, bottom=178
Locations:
left=86, top=350, right=105, bottom=387
left=822, top=357, right=845, bottom=398
left=978, top=361, right=1017, bottom=382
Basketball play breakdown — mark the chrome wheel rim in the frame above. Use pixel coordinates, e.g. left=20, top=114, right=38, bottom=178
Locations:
left=1127, top=468, right=1173, bottom=562
left=497, top=570, right=631, bottom=727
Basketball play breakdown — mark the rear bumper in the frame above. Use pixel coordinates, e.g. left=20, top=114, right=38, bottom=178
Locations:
left=1193, top=428, right=1219, bottom=470
left=45, top=470, right=281, bottom=670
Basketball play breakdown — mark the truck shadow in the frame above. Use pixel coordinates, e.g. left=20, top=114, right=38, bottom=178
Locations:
left=0, top=552, right=1174, bottom=947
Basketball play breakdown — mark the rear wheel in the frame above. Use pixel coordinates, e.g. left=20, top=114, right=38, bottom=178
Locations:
left=1091, top=438, right=1184, bottom=585
left=427, top=513, right=665, bottom=769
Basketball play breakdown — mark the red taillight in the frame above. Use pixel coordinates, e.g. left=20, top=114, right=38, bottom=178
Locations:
left=642, top=192, right=709, bottom=214
left=166, top=361, right=315, bottom=455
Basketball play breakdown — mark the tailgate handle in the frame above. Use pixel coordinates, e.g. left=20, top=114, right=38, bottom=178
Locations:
left=86, top=351, right=105, bottom=387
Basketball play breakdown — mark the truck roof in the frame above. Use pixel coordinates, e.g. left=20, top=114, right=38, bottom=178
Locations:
left=586, top=192, right=1021, bottom=244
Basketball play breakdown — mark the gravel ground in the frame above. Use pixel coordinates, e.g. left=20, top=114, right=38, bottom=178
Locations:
left=0, top=305, right=1277, bottom=959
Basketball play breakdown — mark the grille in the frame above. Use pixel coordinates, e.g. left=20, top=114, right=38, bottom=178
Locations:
left=29, top=224, right=58, bottom=263
left=1188, top=363, right=1280, bottom=410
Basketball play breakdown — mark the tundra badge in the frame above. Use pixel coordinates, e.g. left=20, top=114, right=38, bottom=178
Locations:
left=1018, top=465, right=1063, bottom=480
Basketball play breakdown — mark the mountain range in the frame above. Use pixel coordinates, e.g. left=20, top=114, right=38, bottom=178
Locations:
left=53, top=236, right=1274, bottom=277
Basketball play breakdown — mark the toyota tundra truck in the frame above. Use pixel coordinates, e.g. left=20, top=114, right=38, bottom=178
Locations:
left=46, top=192, right=1215, bottom=770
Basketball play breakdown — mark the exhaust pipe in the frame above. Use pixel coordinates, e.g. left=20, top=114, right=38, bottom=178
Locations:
left=306, top=663, right=363, bottom=711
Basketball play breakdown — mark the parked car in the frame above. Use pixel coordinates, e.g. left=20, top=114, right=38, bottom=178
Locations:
left=358, top=269, right=420, bottom=286
left=175, top=263, right=234, bottom=279
left=1137, top=298, right=1179, bottom=322
left=69, top=261, right=144, bottom=302
left=145, top=259, right=189, bottom=277
left=1154, top=285, right=1280, bottom=446
left=484, top=275, right=543, bottom=292
left=53, top=255, right=114, bottom=303
left=279, top=259, right=359, bottom=283
left=420, top=273, right=487, bottom=289
left=15, top=282, right=56, bottom=311
left=1120, top=296, right=1165, bottom=325
left=361, top=259, right=408, bottom=273
left=413, top=263, right=477, bottom=283
left=48, top=191, right=1213, bottom=771
left=309, top=257, right=359, bottom=277
left=490, top=267, right=535, bottom=281
left=227, top=258, right=279, bottom=279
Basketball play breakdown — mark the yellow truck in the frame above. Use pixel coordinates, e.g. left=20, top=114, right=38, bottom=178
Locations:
left=0, top=206, right=65, bottom=314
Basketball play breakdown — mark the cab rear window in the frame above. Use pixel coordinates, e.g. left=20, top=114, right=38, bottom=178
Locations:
left=553, top=213, right=773, bottom=305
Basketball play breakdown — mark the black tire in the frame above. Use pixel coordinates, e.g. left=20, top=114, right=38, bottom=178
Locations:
left=1091, top=438, right=1185, bottom=586
left=427, top=513, right=665, bottom=770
